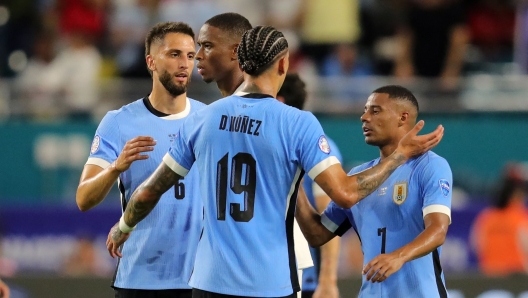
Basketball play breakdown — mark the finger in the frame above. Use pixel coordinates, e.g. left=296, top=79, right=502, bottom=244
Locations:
left=128, top=136, right=155, bottom=144
left=375, top=266, right=390, bottom=283
left=365, top=262, right=383, bottom=281
left=362, top=259, right=376, bottom=275
left=107, top=242, right=115, bottom=258
left=127, top=140, right=157, bottom=148
left=409, top=120, right=425, bottom=136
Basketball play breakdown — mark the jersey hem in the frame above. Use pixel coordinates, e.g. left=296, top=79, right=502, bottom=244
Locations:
left=86, top=157, right=111, bottom=168
left=321, top=214, right=339, bottom=233
left=162, top=153, right=190, bottom=176
left=423, top=204, right=451, bottom=224
left=307, top=156, right=340, bottom=180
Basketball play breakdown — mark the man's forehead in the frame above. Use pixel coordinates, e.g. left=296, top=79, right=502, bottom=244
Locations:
left=198, top=24, right=230, bottom=42
left=365, top=93, right=390, bottom=107
left=158, top=33, right=195, bottom=49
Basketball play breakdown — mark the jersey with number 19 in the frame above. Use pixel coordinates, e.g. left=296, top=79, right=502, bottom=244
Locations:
left=322, top=151, right=452, bottom=298
left=163, top=93, right=340, bottom=297
left=86, top=97, right=205, bottom=290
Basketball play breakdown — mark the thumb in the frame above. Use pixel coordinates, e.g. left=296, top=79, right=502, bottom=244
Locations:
left=410, top=120, right=425, bottom=135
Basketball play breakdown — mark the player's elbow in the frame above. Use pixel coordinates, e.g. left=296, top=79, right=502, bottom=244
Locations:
left=75, top=187, right=94, bottom=212
left=331, top=192, right=357, bottom=209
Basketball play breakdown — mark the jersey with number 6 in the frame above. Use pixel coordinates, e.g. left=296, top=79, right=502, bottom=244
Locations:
left=86, top=97, right=205, bottom=290
left=322, top=151, right=452, bottom=298
left=163, top=92, right=340, bottom=297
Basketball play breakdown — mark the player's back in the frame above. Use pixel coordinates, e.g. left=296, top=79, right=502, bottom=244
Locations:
left=89, top=97, right=205, bottom=289
left=174, top=92, right=339, bottom=297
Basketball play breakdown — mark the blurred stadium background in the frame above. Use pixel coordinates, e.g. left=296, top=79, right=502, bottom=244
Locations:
left=1, top=0, right=528, bottom=297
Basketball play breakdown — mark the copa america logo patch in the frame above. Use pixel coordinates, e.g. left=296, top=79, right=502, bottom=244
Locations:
left=439, top=179, right=450, bottom=197
left=318, top=135, right=331, bottom=154
left=91, top=135, right=100, bottom=154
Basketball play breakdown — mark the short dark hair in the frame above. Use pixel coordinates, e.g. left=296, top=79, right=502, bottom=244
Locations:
left=145, top=22, right=195, bottom=57
left=372, top=85, right=419, bottom=112
left=205, top=13, right=252, bottom=40
left=277, top=73, right=307, bottom=110
left=237, top=26, right=289, bottom=76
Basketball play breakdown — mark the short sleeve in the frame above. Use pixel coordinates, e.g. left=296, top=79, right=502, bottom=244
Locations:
left=86, top=112, right=121, bottom=169
left=418, top=155, right=453, bottom=222
left=295, top=112, right=340, bottom=180
left=321, top=201, right=353, bottom=237
left=163, top=115, right=196, bottom=177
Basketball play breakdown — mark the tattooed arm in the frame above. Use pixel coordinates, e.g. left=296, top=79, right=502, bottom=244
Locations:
left=107, top=162, right=181, bottom=258
left=314, top=121, right=443, bottom=209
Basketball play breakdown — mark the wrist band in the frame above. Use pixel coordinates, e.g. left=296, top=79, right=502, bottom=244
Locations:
left=118, top=216, right=136, bottom=233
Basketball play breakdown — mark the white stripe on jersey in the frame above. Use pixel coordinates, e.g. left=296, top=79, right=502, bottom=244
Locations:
left=307, top=156, right=340, bottom=180
left=285, top=167, right=303, bottom=219
left=423, top=204, right=451, bottom=224
left=86, top=157, right=111, bottom=169
left=321, top=213, right=340, bottom=233
left=162, top=153, right=190, bottom=176
left=160, top=98, right=191, bottom=120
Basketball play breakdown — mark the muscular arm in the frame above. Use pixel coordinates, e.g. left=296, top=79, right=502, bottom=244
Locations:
left=295, top=186, right=336, bottom=247
left=76, top=164, right=120, bottom=211
left=76, top=136, right=155, bottom=211
left=363, top=212, right=450, bottom=282
left=123, top=162, right=181, bottom=227
left=315, top=121, right=443, bottom=209
left=313, top=190, right=340, bottom=298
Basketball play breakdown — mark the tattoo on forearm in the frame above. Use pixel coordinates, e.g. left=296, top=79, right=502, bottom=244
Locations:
left=356, top=152, right=407, bottom=200
left=124, top=163, right=181, bottom=226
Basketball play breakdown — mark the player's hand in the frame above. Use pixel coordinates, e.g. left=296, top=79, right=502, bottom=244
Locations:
left=106, top=222, right=131, bottom=258
left=113, top=136, right=156, bottom=172
left=0, top=279, right=10, bottom=298
left=396, top=121, right=443, bottom=159
left=362, top=252, right=405, bottom=283
left=313, top=282, right=339, bottom=298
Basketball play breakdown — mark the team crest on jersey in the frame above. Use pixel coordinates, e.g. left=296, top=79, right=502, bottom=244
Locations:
left=318, top=135, right=331, bottom=154
left=439, top=179, right=450, bottom=197
left=392, top=182, right=407, bottom=205
left=90, top=135, right=100, bottom=154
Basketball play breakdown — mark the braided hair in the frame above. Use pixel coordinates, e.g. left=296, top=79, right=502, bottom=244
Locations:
left=237, top=26, right=288, bottom=76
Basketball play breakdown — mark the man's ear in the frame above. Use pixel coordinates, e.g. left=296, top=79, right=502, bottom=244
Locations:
left=231, top=44, right=239, bottom=61
left=278, top=56, right=287, bottom=75
left=146, top=55, right=156, bottom=73
left=399, top=112, right=409, bottom=127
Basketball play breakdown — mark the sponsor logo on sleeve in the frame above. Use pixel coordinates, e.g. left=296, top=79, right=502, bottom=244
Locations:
left=318, top=135, right=331, bottom=154
left=90, top=135, right=100, bottom=154
left=439, top=179, right=450, bottom=197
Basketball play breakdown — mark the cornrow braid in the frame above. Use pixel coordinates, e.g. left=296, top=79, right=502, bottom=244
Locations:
left=237, top=26, right=288, bottom=76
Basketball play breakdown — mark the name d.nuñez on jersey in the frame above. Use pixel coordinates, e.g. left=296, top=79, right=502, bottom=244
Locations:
left=219, top=115, right=262, bottom=136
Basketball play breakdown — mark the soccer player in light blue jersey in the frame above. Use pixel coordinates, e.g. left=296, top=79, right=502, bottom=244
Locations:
left=107, top=26, right=444, bottom=298
left=77, top=22, right=204, bottom=298
left=195, top=14, right=314, bottom=297
left=296, top=85, right=452, bottom=298
left=277, top=73, right=342, bottom=298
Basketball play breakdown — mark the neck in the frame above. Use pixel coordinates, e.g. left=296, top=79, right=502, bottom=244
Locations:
left=218, top=69, right=244, bottom=97
left=149, top=80, right=187, bottom=114
left=240, top=73, right=279, bottom=98
left=379, top=129, right=409, bottom=161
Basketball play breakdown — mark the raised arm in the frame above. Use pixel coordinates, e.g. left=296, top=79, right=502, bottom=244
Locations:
left=106, top=162, right=181, bottom=258
left=76, top=136, right=156, bottom=211
left=315, top=121, right=443, bottom=208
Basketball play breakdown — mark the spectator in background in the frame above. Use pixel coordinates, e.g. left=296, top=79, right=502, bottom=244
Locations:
left=55, top=0, right=108, bottom=42
left=468, top=0, right=515, bottom=63
left=471, top=165, right=528, bottom=276
left=515, top=0, right=528, bottom=74
left=15, top=32, right=58, bottom=119
left=60, top=235, right=111, bottom=277
left=298, top=0, right=361, bottom=74
left=394, top=0, right=469, bottom=88
left=0, top=278, right=9, bottom=298
left=320, top=44, right=372, bottom=77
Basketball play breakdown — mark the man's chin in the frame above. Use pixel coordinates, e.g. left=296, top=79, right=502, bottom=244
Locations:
left=202, top=77, right=214, bottom=84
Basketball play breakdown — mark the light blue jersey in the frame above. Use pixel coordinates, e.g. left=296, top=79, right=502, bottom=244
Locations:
left=163, top=93, right=341, bottom=297
left=301, top=137, right=343, bottom=292
left=322, top=151, right=452, bottom=298
left=86, top=97, right=205, bottom=290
